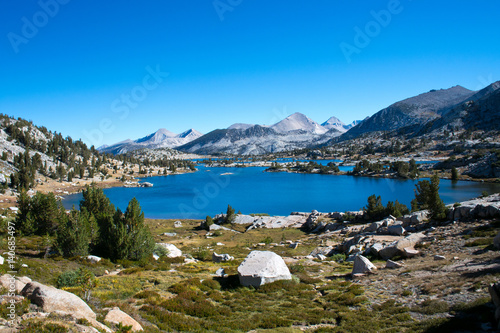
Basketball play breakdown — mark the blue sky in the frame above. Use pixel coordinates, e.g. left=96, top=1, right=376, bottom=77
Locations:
left=0, top=0, right=499, bottom=147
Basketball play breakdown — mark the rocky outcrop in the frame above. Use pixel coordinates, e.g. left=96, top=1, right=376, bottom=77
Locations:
left=21, top=282, right=96, bottom=321
left=379, top=233, right=426, bottom=260
left=156, top=243, right=182, bottom=258
left=447, top=194, right=500, bottom=221
left=352, top=255, right=377, bottom=276
left=237, top=251, right=292, bottom=287
left=465, top=153, right=500, bottom=178
left=105, top=307, right=143, bottom=331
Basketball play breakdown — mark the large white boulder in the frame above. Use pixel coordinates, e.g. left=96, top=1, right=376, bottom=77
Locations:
left=237, top=251, right=292, bottom=287
left=21, top=281, right=96, bottom=322
left=105, top=307, right=143, bottom=331
left=156, top=243, right=182, bottom=258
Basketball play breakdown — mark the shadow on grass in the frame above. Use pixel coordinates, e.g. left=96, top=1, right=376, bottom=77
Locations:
left=214, top=274, right=242, bottom=290
left=325, top=273, right=352, bottom=281
left=461, top=256, right=500, bottom=278
left=417, top=298, right=495, bottom=333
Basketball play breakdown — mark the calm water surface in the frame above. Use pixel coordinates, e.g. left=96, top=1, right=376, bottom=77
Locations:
left=63, top=166, right=500, bottom=219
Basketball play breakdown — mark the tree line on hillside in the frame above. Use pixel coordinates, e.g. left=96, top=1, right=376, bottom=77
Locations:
left=1, top=114, right=198, bottom=191
left=15, top=185, right=154, bottom=261
left=351, top=159, right=419, bottom=179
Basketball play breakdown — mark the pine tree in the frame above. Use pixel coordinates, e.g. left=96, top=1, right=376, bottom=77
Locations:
left=364, top=195, right=386, bottom=220
left=451, top=167, right=459, bottom=181
left=15, top=190, right=36, bottom=235
left=30, top=192, right=61, bottom=235
left=55, top=208, right=91, bottom=257
left=122, top=198, right=154, bottom=261
left=411, top=174, right=447, bottom=221
left=225, top=204, right=236, bottom=224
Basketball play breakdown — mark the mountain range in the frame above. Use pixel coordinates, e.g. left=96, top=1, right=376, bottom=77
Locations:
left=99, top=128, right=203, bottom=155
left=99, top=80, right=500, bottom=156
left=99, top=113, right=363, bottom=155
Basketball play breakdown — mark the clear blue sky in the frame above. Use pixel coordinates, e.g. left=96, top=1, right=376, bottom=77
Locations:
left=1, top=0, right=499, bottom=147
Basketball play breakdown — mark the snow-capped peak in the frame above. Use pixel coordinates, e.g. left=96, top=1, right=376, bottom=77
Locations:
left=135, top=128, right=177, bottom=144
left=271, top=112, right=327, bottom=134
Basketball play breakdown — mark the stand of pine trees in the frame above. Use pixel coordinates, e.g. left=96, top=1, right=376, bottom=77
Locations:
left=15, top=185, right=154, bottom=262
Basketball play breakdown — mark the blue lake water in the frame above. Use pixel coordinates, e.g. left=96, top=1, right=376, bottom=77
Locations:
left=63, top=166, right=500, bottom=219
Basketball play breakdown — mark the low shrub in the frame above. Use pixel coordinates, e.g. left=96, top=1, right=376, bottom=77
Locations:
left=413, top=299, right=449, bottom=315
left=464, top=238, right=493, bottom=247
left=18, top=320, right=68, bottom=333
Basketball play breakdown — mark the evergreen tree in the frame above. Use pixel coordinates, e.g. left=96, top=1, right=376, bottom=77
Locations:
left=451, top=167, right=459, bottom=181
left=364, top=195, right=386, bottom=220
left=30, top=192, right=61, bottom=235
left=15, top=190, right=36, bottom=235
left=55, top=208, right=91, bottom=257
left=224, top=204, right=236, bottom=224
left=122, top=198, right=154, bottom=261
left=411, top=174, right=447, bottom=221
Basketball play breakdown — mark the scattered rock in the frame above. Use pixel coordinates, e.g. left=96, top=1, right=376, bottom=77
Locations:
left=316, top=254, right=327, bottom=261
left=86, top=255, right=101, bottom=264
left=379, top=233, right=425, bottom=260
left=352, top=255, right=377, bottom=276
left=212, top=252, right=234, bottom=263
left=434, top=255, right=446, bottom=261
left=105, top=307, right=143, bottom=332
left=289, top=242, right=299, bottom=249
left=386, top=260, right=403, bottom=269
left=215, top=268, right=226, bottom=277
left=387, top=225, right=405, bottom=236
left=404, top=248, right=420, bottom=258
left=309, top=246, right=334, bottom=257
left=238, top=251, right=292, bottom=287
left=174, top=221, right=182, bottom=228
left=370, top=243, right=384, bottom=256
left=163, top=232, right=177, bottom=237
left=0, top=255, right=3, bottom=265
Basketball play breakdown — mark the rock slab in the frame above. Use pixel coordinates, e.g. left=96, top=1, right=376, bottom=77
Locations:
left=237, top=251, right=292, bottom=287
